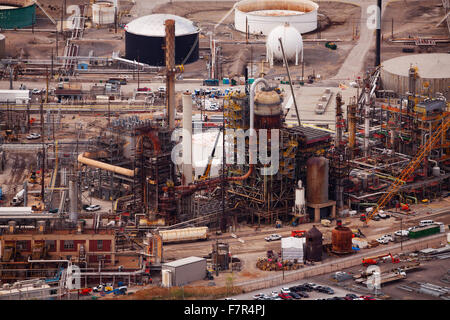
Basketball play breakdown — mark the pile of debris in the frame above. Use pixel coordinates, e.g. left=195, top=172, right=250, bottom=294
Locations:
left=256, top=251, right=303, bottom=271
left=256, top=257, right=303, bottom=271
left=398, top=281, right=450, bottom=300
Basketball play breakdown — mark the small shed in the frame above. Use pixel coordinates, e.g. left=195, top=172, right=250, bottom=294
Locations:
left=161, top=256, right=206, bottom=287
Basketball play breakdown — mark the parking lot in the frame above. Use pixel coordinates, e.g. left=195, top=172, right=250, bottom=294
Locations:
left=226, top=281, right=373, bottom=301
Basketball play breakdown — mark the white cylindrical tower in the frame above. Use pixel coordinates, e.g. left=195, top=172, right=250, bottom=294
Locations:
left=182, top=91, right=193, bottom=185
left=266, top=23, right=303, bottom=67
left=295, top=180, right=305, bottom=215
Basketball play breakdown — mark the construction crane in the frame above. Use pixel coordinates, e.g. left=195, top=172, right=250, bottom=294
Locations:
left=199, top=126, right=223, bottom=181
left=365, top=117, right=450, bottom=224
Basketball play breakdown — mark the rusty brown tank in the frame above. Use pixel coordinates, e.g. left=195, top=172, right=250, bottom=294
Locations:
left=304, top=225, right=323, bottom=261
left=306, top=156, right=329, bottom=204
left=331, top=220, right=353, bottom=254
left=254, top=88, right=283, bottom=130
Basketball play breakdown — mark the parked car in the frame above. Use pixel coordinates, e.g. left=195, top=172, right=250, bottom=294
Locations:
left=376, top=237, right=390, bottom=245
left=85, top=204, right=101, bottom=211
left=382, top=234, right=394, bottom=241
left=278, top=293, right=293, bottom=300
left=378, top=212, right=390, bottom=219
left=26, top=133, right=41, bottom=140
left=408, top=226, right=419, bottom=232
left=344, top=293, right=359, bottom=300
left=252, top=293, right=265, bottom=300
left=270, top=290, right=278, bottom=297
left=280, top=287, right=291, bottom=294
left=265, top=234, right=282, bottom=242
left=360, top=295, right=376, bottom=300
left=394, top=230, right=409, bottom=237
left=32, top=88, right=41, bottom=94
left=296, top=291, right=309, bottom=298
left=297, top=284, right=313, bottom=292
left=317, top=286, right=334, bottom=294
left=303, top=283, right=319, bottom=290
left=288, top=292, right=301, bottom=299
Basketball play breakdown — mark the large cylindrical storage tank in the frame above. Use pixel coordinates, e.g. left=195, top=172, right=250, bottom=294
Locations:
left=254, top=87, right=283, bottom=130
left=304, top=225, right=322, bottom=261
left=0, top=34, right=5, bottom=59
left=0, top=1, right=36, bottom=29
left=235, top=0, right=318, bottom=36
left=381, top=54, right=450, bottom=99
left=266, top=23, right=303, bottom=66
left=92, top=1, right=116, bottom=26
left=306, top=156, right=329, bottom=204
left=331, top=220, right=353, bottom=254
left=125, top=14, right=199, bottom=66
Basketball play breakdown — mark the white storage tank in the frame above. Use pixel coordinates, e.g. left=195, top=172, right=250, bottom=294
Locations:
left=266, top=23, right=303, bottom=67
left=235, top=0, right=318, bottom=36
left=92, top=1, right=116, bottom=26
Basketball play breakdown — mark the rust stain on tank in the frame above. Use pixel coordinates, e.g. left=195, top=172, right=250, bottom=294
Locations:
left=331, top=224, right=353, bottom=254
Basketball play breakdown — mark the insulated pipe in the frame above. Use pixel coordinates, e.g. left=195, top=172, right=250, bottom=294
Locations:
left=77, top=153, right=137, bottom=177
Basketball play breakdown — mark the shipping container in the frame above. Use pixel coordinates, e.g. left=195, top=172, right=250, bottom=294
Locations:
left=408, top=225, right=440, bottom=239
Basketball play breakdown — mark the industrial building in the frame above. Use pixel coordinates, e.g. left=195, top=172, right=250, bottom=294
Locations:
left=161, top=256, right=207, bottom=287
left=0, top=0, right=447, bottom=301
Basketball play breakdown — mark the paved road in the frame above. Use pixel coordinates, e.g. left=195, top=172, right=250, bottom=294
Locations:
left=333, top=0, right=390, bottom=82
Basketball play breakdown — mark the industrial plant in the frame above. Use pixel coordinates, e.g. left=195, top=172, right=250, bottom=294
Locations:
left=0, top=0, right=448, bottom=301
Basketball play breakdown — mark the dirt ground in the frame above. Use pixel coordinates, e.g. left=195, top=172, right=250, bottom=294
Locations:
left=157, top=198, right=450, bottom=288
left=363, top=0, right=450, bottom=76
left=153, top=1, right=361, bottom=80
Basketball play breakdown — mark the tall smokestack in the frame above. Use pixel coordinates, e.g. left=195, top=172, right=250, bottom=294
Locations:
left=165, top=19, right=176, bottom=130
left=375, top=0, right=382, bottom=67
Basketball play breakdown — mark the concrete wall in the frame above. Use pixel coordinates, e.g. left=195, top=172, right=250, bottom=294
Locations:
left=236, top=233, right=447, bottom=292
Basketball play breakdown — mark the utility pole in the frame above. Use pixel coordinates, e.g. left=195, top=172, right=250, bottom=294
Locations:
left=40, top=102, right=45, bottom=202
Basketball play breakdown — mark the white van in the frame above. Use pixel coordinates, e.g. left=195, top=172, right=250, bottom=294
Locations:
left=419, top=220, right=435, bottom=227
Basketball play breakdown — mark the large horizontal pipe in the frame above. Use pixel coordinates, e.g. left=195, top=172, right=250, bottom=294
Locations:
left=78, top=152, right=137, bottom=177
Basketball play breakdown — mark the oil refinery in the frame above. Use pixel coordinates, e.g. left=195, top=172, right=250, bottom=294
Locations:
left=0, top=0, right=448, bottom=303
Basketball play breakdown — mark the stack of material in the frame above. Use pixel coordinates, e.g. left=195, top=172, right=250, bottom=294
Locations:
left=256, top=257, right=303, bottom=271
left=352, top=237, right=368, bottom=249
left=332, top=271, right=353, bottom=282
left=281, top=237, right=306, bottom=262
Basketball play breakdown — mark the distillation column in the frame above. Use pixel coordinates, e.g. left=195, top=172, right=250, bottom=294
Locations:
left=165, top=19, right=176, bottom=130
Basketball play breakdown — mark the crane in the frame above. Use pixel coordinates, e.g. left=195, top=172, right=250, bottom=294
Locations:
left=198, top=126, right=223, bottom=181
left=365, top=117, right=449, bottom=224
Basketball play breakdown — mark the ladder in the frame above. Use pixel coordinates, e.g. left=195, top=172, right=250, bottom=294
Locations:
left=366, top=117, right=450, bottom=223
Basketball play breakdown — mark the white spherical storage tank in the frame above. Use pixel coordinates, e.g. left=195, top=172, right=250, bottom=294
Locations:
left=235, top=0, right=318, bottom=36
left=266, top=23, right=303, bottom=67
